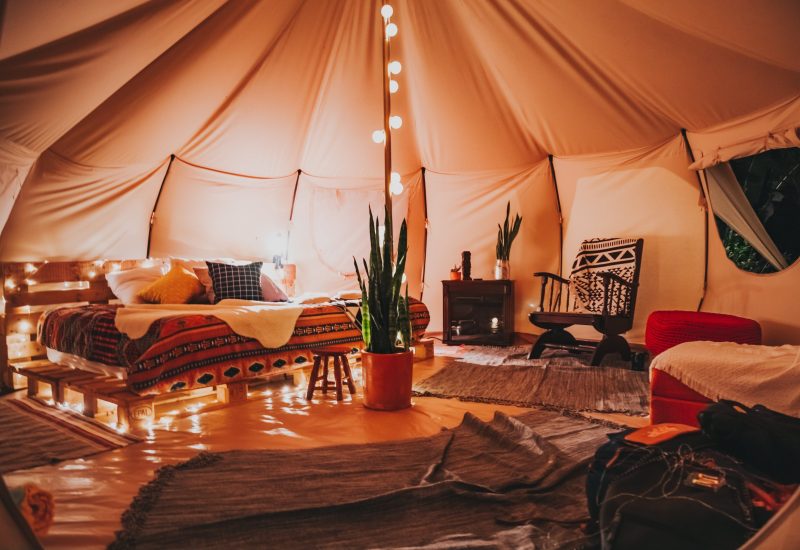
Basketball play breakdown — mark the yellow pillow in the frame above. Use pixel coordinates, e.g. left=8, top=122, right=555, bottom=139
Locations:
left=138, top=263, right=204, bottom=304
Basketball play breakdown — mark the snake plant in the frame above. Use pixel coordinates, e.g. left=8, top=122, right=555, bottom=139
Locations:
left=496, top=201, right=522, bottom=261
left=354, top=206, right=412, bottom=354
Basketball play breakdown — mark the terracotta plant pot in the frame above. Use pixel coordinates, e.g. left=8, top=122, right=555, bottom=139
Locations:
left=361, top=350, right=414, bottom=411
left=449, top=270, right=462, bottom=280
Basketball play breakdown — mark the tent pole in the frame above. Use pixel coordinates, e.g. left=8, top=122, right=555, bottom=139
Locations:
left=419, top=167, right=429, bottom=301
left=381, top=3, right=393, bottom=234
left=285, top=169, right=301, bottom=261
left=146, top=154, right=175, bottom=259
left=681, top=129, right=709, bottom=311
left=548, top=155, right=563, bottom=278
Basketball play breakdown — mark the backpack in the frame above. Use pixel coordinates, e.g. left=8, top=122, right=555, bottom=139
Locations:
left=586, top=424, right=794, bottom=549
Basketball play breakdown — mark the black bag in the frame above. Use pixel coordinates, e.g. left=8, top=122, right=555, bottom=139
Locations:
left=586, top=429, right=713, bottom=522
left=698, top=400, right=800, bottom=484
left=587, top=429, right=786, bottom=550
left=599, top=449, right=766, bottom=550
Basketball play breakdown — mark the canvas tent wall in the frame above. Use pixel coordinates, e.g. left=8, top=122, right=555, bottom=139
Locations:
left=1, top=0, right=799, bottom=343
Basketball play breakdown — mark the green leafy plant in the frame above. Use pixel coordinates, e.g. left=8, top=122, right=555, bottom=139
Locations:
left=354, top=206, right=412, bottom=354
left=718, top=148, right=800, bottom=273
left=495, top=201, right=522, bottom=261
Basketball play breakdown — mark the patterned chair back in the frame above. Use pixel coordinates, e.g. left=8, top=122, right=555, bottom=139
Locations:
left=569, top=238, right=643, bottom=316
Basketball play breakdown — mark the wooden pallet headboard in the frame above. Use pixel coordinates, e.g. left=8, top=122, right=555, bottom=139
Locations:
left=0, top=260, right=162, bottom=390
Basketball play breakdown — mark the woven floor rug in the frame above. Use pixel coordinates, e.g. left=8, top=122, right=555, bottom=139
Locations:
left=112, top=409, right=611, bottom=549
left=0, top=398, right=140, bottom=474
left=413, top=346, right=649, bottom=415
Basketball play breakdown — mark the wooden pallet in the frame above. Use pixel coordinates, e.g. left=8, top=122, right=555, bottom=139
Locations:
left=11, top=360, right=258, bottom=431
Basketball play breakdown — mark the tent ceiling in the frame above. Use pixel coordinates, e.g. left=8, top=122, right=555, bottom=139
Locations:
left=1, top=0, right=799, bottom=260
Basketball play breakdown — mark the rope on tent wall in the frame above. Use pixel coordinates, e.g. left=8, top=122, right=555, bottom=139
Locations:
left=548, top=155, right=564, bottom=278
left=419, top=167, right=429, bottom=301
left=681, top=128, right=709, bottom=312
left=146, top=154, right=175, bottom=258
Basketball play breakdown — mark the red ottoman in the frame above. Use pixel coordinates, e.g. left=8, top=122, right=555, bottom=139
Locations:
left=645, top=310, right=761, bottom=357
left=646, top=310, right=761, bottom=426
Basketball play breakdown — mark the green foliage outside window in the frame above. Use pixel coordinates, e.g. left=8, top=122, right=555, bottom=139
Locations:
left=716, top=147, right=800, bottom=273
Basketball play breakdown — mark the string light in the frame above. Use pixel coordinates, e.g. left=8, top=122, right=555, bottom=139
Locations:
left=371, top=129, right=386, bottom=144
left=388, top=61, right=402, bottom=75
left=389, top=115, right=403, bottom=129
left=4, top=278, right=16, bottom=290
left=389, top=79, right=399, bottom=94
left=390, top=174, right=404, bottom=196
left=23, top=263, right=36, bottom=274
left=385, top=23, right=398, bottom=38
left=380, top=4, right=393, bottom=19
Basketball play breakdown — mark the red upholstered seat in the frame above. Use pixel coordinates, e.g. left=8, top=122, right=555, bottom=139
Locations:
left=645, top=310, right=761, bottom=357
left=650, top=369, right=712, bottom=426
left=646, top=310, right=761, bottom=427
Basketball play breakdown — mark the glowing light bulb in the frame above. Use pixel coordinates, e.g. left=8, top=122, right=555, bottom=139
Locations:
left=389, top=79, right=399, bottom=94
left=390, top=180, right=404, bottom=196
left=388, top=60, right=402, bottom=75
left=4, top=278, right=15, bottom=290
left=23, top=263, right=35, bottom=274
left=390, top=171, right=401, bottom=183
left=371, top=129, right=386, bottom=144
left=385, top=23, right=398, bottom=38
left=109, top=263, right=121, bottom=272
left=87, top=270, right=97, bottom=279
left=389, top=116, right=403, bottom=129
left=380, top=4, right=393, bottom=19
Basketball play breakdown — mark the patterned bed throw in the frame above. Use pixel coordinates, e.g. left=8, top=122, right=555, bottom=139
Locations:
left=570, top=237, right=640, bottom=315
left=40, top=300, right=430, bottom=396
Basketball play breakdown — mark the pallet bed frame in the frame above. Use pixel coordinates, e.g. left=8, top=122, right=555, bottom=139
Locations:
left=0, top=260, right=303, bottom=431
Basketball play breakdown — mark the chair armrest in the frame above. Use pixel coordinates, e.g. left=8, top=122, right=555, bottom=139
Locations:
left=533, top=272, right=570, bottom=285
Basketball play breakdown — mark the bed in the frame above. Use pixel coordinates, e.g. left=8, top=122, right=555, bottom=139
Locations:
left=38, top=299, right=430, bottom=396
left=650, top=341, right=800, bottom=426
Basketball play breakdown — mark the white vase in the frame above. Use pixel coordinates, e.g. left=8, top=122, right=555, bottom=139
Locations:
left=494, top=259, right=510, bottom=280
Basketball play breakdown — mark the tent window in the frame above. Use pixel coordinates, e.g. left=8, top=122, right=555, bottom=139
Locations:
left=713, top=147, right=800, bottom=273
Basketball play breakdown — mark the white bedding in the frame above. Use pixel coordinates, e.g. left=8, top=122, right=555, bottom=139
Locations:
left=651, top=341, right=800, bottom=417
left=114, top=299, right=304, bottom=348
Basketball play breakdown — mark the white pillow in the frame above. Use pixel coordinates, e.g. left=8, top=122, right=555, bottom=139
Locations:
left=105, top=266, right=164, bottom=304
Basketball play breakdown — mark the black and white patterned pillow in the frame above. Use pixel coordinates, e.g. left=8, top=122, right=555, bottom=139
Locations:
left=206, top=261, right=263, bottom=302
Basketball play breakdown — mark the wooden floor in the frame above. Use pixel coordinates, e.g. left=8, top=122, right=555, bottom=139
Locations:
left=2, top=345, right=648, bottom=550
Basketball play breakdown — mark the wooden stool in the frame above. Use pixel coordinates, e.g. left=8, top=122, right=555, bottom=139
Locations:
left=306, top=347, right=357, bottom=401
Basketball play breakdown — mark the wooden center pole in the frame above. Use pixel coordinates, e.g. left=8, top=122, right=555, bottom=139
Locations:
left=381, top=6, right=393, bottom=239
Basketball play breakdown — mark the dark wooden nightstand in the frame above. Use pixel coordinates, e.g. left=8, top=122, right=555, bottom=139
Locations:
left=442, top=280, right=514, bottom=346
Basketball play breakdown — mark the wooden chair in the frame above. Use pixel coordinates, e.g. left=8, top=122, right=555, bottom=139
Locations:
left=528, top=238, right=644, bottom=366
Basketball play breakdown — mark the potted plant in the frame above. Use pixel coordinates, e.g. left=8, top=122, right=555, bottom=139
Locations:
left=354, top=207, right=414, bottom=410
left=495, top=201, right=522, bottom=279
left=449, top=264, right=462, bottom=280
